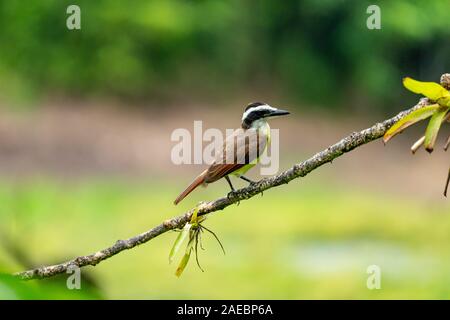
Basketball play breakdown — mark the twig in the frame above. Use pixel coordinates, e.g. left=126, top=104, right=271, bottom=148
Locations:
left=14, top=94, right=435, bottom=280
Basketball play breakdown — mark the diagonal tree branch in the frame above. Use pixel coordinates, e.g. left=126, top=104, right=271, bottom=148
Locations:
left=14, top=95, right=434, bottom=280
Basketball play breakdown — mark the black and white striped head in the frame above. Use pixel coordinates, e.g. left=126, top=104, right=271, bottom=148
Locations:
left=241, top=102, right=290, bottom=129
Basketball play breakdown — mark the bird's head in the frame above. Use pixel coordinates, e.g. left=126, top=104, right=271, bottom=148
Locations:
left=241, top=102, right=290, bottom=129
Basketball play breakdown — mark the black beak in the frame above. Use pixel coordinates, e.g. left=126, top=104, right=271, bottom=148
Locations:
left=268, top=109, right=290, bottom=117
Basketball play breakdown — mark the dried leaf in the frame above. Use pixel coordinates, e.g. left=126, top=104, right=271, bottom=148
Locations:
left=444, top=135, right=450, bottom=151
left=445, top=168, right=450, bottom=197
left=411, top=136, right=425, bottom=154
left=383, top=104, right=440, bottom=143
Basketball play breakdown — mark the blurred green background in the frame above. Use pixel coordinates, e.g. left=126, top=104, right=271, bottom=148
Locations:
left=1, top=0, right=450, bottom=110
left=0, top=0, right=449, bottom=299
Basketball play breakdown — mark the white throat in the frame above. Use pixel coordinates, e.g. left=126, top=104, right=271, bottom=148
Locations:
left=251, top=118, right=271, bottom=144
left=251, top=118, right=270, bottom=136
left=251, top=118, right=268, bottom=129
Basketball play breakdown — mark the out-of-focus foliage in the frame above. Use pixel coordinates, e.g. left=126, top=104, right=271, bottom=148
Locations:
left=0, top=0, right=449, bottom=110
left=0, top=274, right=103, bottom=299
left=0, top=180, right=449, bottom=299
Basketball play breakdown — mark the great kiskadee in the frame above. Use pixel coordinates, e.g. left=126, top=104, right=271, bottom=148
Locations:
left=174, top=102, right=290, bottom=205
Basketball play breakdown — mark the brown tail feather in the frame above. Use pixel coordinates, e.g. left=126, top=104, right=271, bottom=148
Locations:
left=174, top=170, right=207, bottom=205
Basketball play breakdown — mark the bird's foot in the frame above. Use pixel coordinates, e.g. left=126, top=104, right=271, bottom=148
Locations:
left=239, top=175, right=259, bottom=187
left=248, top=180, right=257, bottom=187
left=245, top=179, right=263, bottom=197
left=227, top=190, right=240, bottom=206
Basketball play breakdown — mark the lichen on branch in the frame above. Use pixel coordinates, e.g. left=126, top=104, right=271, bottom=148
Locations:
left=14, top=74, right=448, bottom=281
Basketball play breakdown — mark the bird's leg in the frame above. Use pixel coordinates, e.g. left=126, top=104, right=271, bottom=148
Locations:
left=225, top=176, right=240, bottom=205
left=225, top=175, right=235, bottom=191
left=239, top=175, right=256, bottom=185
left=239, top=176, right=264, bottom=197
left=239, top=175, right=263, bottom=197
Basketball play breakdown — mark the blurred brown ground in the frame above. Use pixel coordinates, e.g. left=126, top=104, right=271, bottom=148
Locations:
left=0, top=100, right=448, bottom=200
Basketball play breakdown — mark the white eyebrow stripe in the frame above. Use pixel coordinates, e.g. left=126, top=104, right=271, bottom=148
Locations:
left=242, top=104, right=276, bottom=121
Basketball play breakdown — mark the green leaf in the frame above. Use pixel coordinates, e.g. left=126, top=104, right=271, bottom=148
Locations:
left=424, top=107, right=449, bottom=153
left=190, top=207, right=199, bottom=225
left=169, top=223, right=192, bottom=264
left=383, top=104, right=440, bottom=143
left=403, top=77, right=450, bottom=101
left=438, top=96, right=450, bottom=108
left=175, top=233, right=196, bottom=277
left=175, top=251, right=192, bottom=277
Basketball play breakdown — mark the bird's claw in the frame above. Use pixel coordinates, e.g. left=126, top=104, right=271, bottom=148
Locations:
left=247, top=180, right=263, bottom=197
left=248, top=180, right=258, bottom=187
left=227, top=190, right=241, bottom=206
left=227, top=190, right=238, bottom=200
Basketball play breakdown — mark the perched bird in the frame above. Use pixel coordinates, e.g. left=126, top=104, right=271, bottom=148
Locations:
left=174, top=102, right=290, bottom=205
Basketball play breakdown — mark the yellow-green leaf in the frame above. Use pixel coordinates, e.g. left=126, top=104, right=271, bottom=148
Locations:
left=383, top=104, right=440, bottom=143
left=169, top=223, right=191, bottom=264
left=175, top=233, right=196, bottom=277
left=190, top=207, right=199, bottom=225
left=438, top=96, right=450, bottom=108
left=175, top=251, right=192, bottom=277
left=403, top=77, right=450, bottom=101
left=424, top=107, right=449, bottom=153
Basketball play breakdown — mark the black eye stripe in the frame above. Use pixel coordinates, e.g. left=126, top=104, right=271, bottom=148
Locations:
left=243, top=109, right=266, bottom=122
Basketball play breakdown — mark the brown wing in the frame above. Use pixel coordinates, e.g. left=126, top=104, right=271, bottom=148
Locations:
left=204, top=127, right=266, bottom=183
left=204, top=163, right=244, bottom=183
